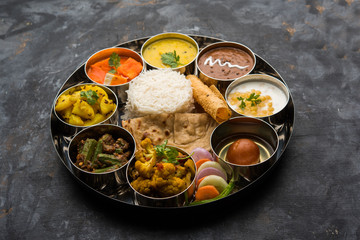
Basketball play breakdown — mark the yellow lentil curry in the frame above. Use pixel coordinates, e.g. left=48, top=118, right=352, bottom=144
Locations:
left=142, top=38, right=197, bottom=69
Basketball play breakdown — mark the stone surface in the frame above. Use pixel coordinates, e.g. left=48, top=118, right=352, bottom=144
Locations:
left=1, top=0, right=360, bottom=239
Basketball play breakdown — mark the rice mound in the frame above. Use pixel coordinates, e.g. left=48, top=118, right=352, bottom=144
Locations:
left=124, top=69, right=194, bottom=118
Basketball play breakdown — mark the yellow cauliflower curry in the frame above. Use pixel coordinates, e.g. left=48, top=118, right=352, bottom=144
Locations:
left=55, top=84, right=116, bottom=126
left=129, top=138, right=196, bottom=198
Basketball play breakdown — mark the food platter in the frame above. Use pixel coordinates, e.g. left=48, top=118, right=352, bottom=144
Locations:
left=50, top=34, right=294, bottom=209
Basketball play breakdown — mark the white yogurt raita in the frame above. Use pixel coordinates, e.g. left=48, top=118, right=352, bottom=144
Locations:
left=229, top=81, right=288, bottom=115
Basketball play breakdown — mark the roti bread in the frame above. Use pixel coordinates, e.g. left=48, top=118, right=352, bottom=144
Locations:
left=122, top=113, right=218, bottom=153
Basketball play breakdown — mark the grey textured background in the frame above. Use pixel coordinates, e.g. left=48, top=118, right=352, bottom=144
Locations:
left=1, top=0, right=360, bottom=239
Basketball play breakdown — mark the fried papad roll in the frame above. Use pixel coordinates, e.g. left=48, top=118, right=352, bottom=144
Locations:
left=186, top=75, right=231, bottom=123
left=209, top=84, right=227, bottom=104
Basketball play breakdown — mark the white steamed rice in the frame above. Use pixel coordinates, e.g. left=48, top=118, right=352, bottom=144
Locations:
left=124, top=69, right=194, bottom=118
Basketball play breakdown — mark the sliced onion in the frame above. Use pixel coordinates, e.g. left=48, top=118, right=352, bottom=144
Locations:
left=198, top=175, right=228, bottom=193
left=197, top=161, right=227, bottom=177
left=196, top=167, right=227, bottom=182
left=191, top=147, right=214, bottom=162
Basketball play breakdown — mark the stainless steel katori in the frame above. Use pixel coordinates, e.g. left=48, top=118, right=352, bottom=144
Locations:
left=52, top=83, right=119, bottom=138
left=196, top=41, right=256, bottom=94
left=84, top=47, right=146, bottom=103
left=140, top=32, right=199, bottom=75
left=210, top=116, right=279, bottom=182
left=225, top=74, right=290, bottom=132
left=67, top=124, right=136, bottom=192
left=126, top=146, right=197, bottom=207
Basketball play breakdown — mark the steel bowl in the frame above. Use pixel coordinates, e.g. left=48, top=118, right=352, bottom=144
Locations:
left=210, top=117, right=279, bottom=182
left=53, top=83, right=119, bottom=137
left=68, top=124, right=136, bottom=193
left=126, top=145, right=196, bottom=207
left=196, top=41, right=256, bottom=94
left=84, top=47, right=145, bottom=103
left=141, top=32, right=199, bottom=75
left=225, top=74, right=290, bottom=131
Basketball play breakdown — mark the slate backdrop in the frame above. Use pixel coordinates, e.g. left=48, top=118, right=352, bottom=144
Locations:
left=1, top=0, right=360, bottom=239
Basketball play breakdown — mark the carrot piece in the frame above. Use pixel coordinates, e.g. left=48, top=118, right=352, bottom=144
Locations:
left=117, top=57, right=143, bottom=80
left=195, top=159, right=211, bottom=170
left=92, top=58, right=112, bottom=72
left=119, top=56, right=129, bottom=65
left=88, top=58, right=112, bottom=84
left=195, top=185, right=220, bottom=201
left=187, top=180, right=196, bottom=197
left=196, top=176, right=206, bottom=188
left=110, top=75, right=128, bottom=85
left=88, top=65, right=107, bottom=84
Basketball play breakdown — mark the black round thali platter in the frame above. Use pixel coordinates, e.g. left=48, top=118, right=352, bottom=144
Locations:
left=50, top=35, right=294, bottom=211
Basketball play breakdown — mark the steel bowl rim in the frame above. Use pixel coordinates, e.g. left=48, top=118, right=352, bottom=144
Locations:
left=196, top=41, right=256, bottom=82
left=210, top=116, right=280, bottom=167
left=67, top=123, right=136, bottom=175
left=126, top=145, right=197, bottom=200
left=84, top=47, right=145, bottom=87
left=140, top=32, right=199, bottom=71
left=53, top=83, right=119, bottom=128
left=225, top=73, right=290, bottom=118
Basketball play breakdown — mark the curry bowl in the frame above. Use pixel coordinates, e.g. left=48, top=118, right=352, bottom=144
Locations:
left=225, top=74, right=290, bottom=130
left=210, top=116, right=279, bottom=182
left=126, top=142, right=197, bottom=207
left=84, top=47, right=145, bottom=102
left=53, top=83, right=119, bottom=137
left=196, top=41, right=256, bottom=93
left=68, top=124, right=136, bottom=192
left=141, top=32, right=199, bottom=75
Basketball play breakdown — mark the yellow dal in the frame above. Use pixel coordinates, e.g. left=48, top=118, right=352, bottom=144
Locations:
left=142, top=38, right=197, bottom=68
